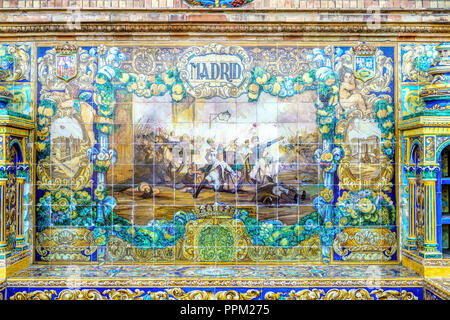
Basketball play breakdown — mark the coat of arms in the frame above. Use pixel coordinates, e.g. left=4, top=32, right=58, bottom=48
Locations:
left=55, top=43, right=78, bottom=82
left=352, top=44, right=377, bottom=83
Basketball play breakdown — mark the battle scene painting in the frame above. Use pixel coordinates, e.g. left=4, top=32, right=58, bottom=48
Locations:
left=110, top=92, right=321, bottom=225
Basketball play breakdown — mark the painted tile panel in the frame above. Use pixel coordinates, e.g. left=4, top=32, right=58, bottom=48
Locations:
left=400, top=43, right=438, bottom=119
left=34, top=42, right=397, bottom=265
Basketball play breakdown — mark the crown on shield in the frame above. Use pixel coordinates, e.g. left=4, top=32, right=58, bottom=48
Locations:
left=352, top=44, right=377, bottom=56
left=55, top=43, right=77, bottom=55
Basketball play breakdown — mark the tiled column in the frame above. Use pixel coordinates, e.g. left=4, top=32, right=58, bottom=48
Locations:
left=0, top=171, right=7, bottom=255
left=420, top=170, right=442, bottom=259
left=406, top=173, right=418, bottom=250
left=14, top=168, right=27, bottom=249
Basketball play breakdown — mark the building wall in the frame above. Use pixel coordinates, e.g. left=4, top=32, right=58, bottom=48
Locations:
left=0, top=3, right=449, bottom=267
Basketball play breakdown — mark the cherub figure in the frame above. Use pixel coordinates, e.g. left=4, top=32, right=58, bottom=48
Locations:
left=338, top=67, right=370, bottom=115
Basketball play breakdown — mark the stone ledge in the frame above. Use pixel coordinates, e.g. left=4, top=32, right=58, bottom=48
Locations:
left=0, top=21, right=449, bottom=35
left=0, top=9, right=449, bottom=24
left=2, top=264, right=427, bottom=300
left=425, top=278, right=450, bottom=299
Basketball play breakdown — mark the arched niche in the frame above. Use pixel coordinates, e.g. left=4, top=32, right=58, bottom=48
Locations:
left=410, top=142, right=421, bottom=166
left=9, top=140, right=23, bottom=164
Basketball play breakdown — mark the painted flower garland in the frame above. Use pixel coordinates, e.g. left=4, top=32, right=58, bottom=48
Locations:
left=374, top=99, right=395, bottom=160
left=36, top=187, right=94, bottom=230
left=95, top=206, right=323, bottom=250
left=335, top=189, right=395, bottom=226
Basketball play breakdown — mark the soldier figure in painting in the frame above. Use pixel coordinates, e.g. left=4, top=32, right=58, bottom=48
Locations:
left=249, top=135, right=284, bottom=184
left=194, top=138, right=238, bottom=197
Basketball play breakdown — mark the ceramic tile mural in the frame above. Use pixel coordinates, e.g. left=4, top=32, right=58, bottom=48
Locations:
left=400, top=43, right=438, bottom=120
left=0, top=44, right=33, bottom=118
left=32, top=42, right=397, bottom=265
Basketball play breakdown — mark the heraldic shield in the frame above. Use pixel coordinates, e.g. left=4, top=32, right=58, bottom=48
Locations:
left=55, top=43, right=78, bottom=82
left=353, top=44, right=377, bottom=83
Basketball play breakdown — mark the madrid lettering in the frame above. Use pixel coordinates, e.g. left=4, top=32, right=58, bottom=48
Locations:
left=178, top=46, right=251, bottom=98
left=189, top=62, right=242, bottom=82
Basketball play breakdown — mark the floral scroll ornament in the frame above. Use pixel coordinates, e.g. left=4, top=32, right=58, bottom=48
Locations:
left=11, top=288, right=262, bottom=300
left=144, top=288, right=261, bottom=300
left=0, top=46, right=14, bottom=80
left=264, top=288, right=416, bottom=300
left=94, top=46, right=186, bottom=127
left=0, top=87, right=13, bottom=109
left=0, top=86, right=28, bottom=114
left=0, top=44, right=30, bottom=82
left=425, top=137, right=435, bottom=161
left=315, top=147, right=343, bottom=173
left=35, top=227, right=97, bottom=262
left=11, top=288, right=418, bottom=300
left=332, top=227, right=397, bottom=262
left=402, top=87, right=425, bottom=115
left=401, top=44, right=436, bottom=83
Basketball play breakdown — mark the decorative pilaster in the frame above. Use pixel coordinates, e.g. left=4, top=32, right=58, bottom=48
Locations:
left=406, top=172, right=418, bottom=250
left=0, top=168, right=8, bottom=254
left=399, top=43, right=450, bottom=276
left=419, top=166, right=442, bottom=259
left=413, top=42, right=450, bottom=259
left=14, top=165, right=28, bottom=249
